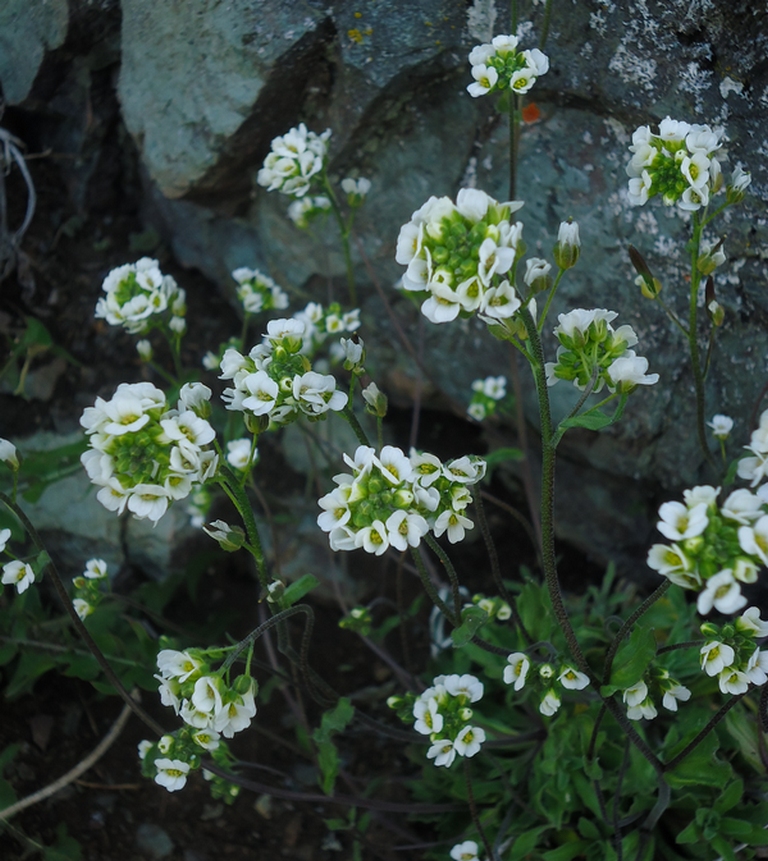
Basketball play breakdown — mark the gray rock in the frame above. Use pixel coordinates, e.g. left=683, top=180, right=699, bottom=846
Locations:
left=0, top=0, right=68, bottom=105
left=135, top=822, right=175, bottom=860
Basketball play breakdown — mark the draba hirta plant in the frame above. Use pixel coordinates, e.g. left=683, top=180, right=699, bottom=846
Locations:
left=1, top=3, right=767, bottom=860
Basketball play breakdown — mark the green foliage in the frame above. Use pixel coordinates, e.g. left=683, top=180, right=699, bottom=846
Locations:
left=312, top=697, right=355, bottom=796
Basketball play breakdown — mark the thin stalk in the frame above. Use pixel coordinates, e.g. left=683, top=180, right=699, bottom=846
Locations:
left=322, top=173, right=357, bottom=306
left=687, top=211, right=716, bottom=469
left=536, top=268, right=565, bottom=330
left=601, top=580, right=670, bottom=685
left=424, top=533, right=462, bottom=622
left=509, top=94, right=520, bottom=201
left=538, top=0, right=553, bottom=49
left=654, top=294, right=688, bottom=337
left=410, top=547, right=458, bottom=626
left=464, top=759, right=494, bottom=861
left=342, top=404, right=371, bottom=446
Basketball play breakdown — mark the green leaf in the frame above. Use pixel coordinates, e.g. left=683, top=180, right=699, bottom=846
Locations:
left=484, top=447, right=524, bottom=467
left=542, top=840, right=590, bottom=860
left=5, top=651, right=58, bottom=698
left=509, top=826, right=548, bottom=860
left=559, top=411, right=614, bottom=432
left=451, top=606, right=488, bottom=647
left=282, top=574, right=319, bottom=607
left=43, top=822, right=83, bottom=861
left=312, top=698, right=355, bottom=796
left=665, top=733, right=733, bottom=790
left=713, top=779, right=744, bottom=814
left=675, top=819, right=700, bottom=844
left=607, top=623, right=656, bottom=689
left=577, top=817, right=601, bottom=840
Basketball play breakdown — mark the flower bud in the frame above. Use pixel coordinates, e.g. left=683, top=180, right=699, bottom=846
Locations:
left=136, top=339, right=153, bottom=361
left=362, top=382, right=388, bottom=417
left=697, top=239, right=726, bottom=275
left=553, top=220, right=580, bottom=269
left=203, top=520, right=246, bottom=552
left=266, top=579, right=285, bottom=603
left=0, top=439, right=19, bottom=470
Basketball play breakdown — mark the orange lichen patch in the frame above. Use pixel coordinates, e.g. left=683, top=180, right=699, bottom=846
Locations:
left=522, top=102, right=542, bottom=124
left=347, top=26, right=373, bottom=44
left=354, top=10, right=362, bottom=17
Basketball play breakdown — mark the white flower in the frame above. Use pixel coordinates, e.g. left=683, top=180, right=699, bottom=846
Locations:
left=427, top=739, right=456, bottom=768
left=451, top=840, right=480, bottom=861
left=622, top=680, right=648, bottom=707
left=503, top=652, right=530, bottom=690
left=433, top=510, right=474, bottom=543
left=745, top=647, right=768, bottom=686
left=385, top=509, right=428, bottom=551
left=657, top=501, right=708, bottom=541
left=661, top=684, right=691, bottom=712
left=0, top=528, right=10, bottom=553
left=482, top=375, right=506, bottom=400
left=73, top=598, right=93, bottom=621
left=354, top=521, right=389, bottom=555
left=156, top=649, right=203, bottom=683
left=731, top=164, right=751, bottom=193
left=718, top=668, right=750, bottom=696
left=153, top=758, right=190, bottom=792
left=700, top=641, right=735, bottom=676
left=413, top=696, right=444, bottom=736
left=340, top=176, right=371, bottom=197
left=697, top=569, right=746, bottom=615
left=84, top=558, right=108, bottom=579
left=646, top=543, right=695, bottom=584
left=2, top=560, right=35, bottom=594
left=606, top=350, right=659, bottom=391
left=626, top=696, right=657, bottom=721
left=191, top=729, right=221, bottom=751
left=721, top=489, right=763, bottom=525
left=738, top=516, right=768, bottom=565
left=226, top=438, right=256, bottom=470
left=443, top=674, right=484, bottom=703
left=539, top=689, right=561, bottom=716
left=736, top=607, right=768, bottom=638
left=467, top=402, right=486, bottom=421
left=467, top=63, right=499, bottom=97
left=557, top=220, right=580, bottom=249
left=523, top=257, right=551, bottom=287
left=453, top=725, right=485, bottom=757
left=558, top=666, right=590, bottom=690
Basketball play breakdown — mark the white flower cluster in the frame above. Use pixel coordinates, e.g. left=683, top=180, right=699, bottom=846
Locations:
left=622, top=671, right=691, bottom=721
left=287, top=194, right=332, bottom=228
left=737, top=408, right=768, bottom=488
left=293, top=301, right=361, bottom=356
left=467, top=375, right=507, bottom=421
left=257, top=123, right=331, bottom=198
left=80, top=382, right=218, bottom=523
left=95, top=257, right=186, bottom=335
left=317, top=444, right=486, bottom=554
left=699, top=608, right=768, bottom=696
left=647, top=483, right=768, bottom=615
left=412, top=674, right=486, bottom=768
left=467, top=34, right=549, bottom=98
left=545, top=308, right=659, bottom=393
left=626, top=117, right=751, bottom=212
left=231, top=267, right=289, bottom=314
left=155, top=648, right=258, bottom=739
left=396, top=188, right=524, bottom=325
left=503, top=653, right=589, bottom=716
left=220, top=319, right=349, bottom=429
left=72, top=557, right=109, bottom=621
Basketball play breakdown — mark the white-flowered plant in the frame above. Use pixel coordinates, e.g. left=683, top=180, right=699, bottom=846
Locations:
left=256, top=123, right=331, bottom=198
left=95, top=257, right=187, bottom=336
left=411, top=673, right=486, bottom=768
left=220, top=318, right=349, bottom=431
left=626, top=117, right=751, bottom=213
left=699, top=608, right=768, bottom=696
left=467, top=375, right=507, bottom=421
left=316, top=444, right=486, bottom=554
left=736, top=408, right=768, bottom=488
left=396, top=188, right=524, bottom=324
left=231, top=268, right=289, bottom=314
left=544, top=308, right=659, bottom=394
left=467, top=34, right=550, bottom=98
left=287, top=194, right=332, bottom=228
left=647, top=469, right=768, bottom=614
left=1, top=560, right=35, bottom=594
left=80, top=382, right=218, bottom=523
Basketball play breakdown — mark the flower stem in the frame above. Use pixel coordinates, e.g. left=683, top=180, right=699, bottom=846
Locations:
left=322, top=174, right=357, bottom=306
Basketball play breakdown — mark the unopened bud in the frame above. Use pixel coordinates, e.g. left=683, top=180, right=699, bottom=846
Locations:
left=362, top=382, right=388, bottom=417
left=203, top=520, right=246, bottom=552
left=553, top=220, right=580, bottom=269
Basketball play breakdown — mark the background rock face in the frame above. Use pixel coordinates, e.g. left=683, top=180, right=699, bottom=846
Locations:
left=2, top=0, right=767, bottom=578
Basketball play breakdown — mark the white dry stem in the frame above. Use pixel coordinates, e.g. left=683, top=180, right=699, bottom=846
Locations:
left=0, top=690, right=137, bottom=821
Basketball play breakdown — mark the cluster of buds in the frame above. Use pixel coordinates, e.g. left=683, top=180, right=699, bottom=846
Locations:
left=467, top=34, right=549, bottom=98
left=503, top=652, right=589, bottom=716
left=317, top=444, right=486, bottom=555
left=257, top=123, right=331, bottom=198
left=154, top=648, right=258, bottom=739
left=626, top=117, right=751, bottom=212
left=396, top=189, right=524, bottom=325
left=71, top=558, right=109, bottom=621
left=545, top=308, right=659, bottom=394
left=737, top=408, right=768, bottom=489
left=647, top=484, right=768, bottom=615
left=80, top=382, right=218, bottom=523
left=95, top=257, right=187, bottom=336
left=622, top=669, right=691, bottom=721
left=402, top=673, right=486, bottom=768
left=699, top=608, right=768, bottom=696
left=231, top=267, right=289, bottom=314
left=467, top=375, right=507, bottom=421
left=220, top=318, right=348, bottom=431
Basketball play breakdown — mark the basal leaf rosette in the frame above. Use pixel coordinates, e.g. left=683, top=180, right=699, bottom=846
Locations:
left=544, top=308, right=659, bottom=394
left=80, top=382, right=218, bottom=523
left=396, top=189, right=524, bottom=325
left=467, top=34, right=550, bottom=98
left=626, top=116, right=751, bottom=213
left=95, top=257, right=187, bottom=336
left=220, top=318, right=348, bottom=431
left=647, top=484, right=768, bottom=615
left=317, top=445, right=486, bottom=554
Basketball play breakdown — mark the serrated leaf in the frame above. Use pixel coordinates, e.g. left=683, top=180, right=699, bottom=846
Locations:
left=312, top=698, right=355, bottom=796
